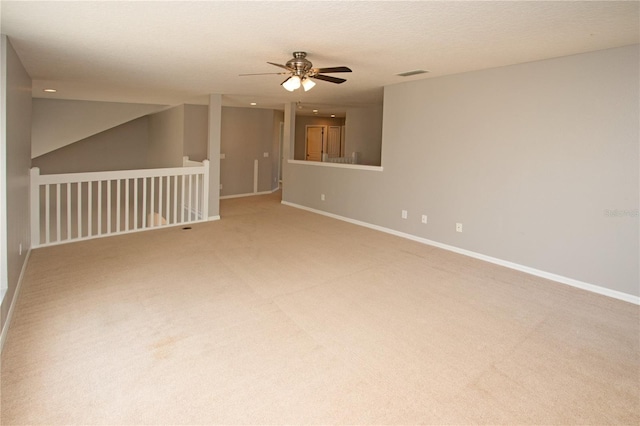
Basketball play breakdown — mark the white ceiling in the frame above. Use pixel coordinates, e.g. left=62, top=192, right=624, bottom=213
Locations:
left=1, top=1, right=638, bottom=114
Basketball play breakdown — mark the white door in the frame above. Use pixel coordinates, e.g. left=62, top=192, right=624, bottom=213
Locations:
left=327, top=126, right=341, bottom=158
left=306, top=126, right=325, bottom=162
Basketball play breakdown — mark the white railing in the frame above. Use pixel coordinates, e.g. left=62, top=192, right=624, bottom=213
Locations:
left=322, top=152, right=359, bottom=164
left=30, top=160, right=209, bottom=247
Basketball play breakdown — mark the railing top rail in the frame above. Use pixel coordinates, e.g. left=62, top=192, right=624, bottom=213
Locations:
left=33, top=160, right=209, bottom=185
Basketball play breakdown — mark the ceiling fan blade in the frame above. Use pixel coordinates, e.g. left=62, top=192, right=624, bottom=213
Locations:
left=239, top=72, right=287, bottom=76
left=313, top=74, right=347, bottom=84
left=267, top=62, right=294, bottom=72
left=314, top=66, right=352, bottom=73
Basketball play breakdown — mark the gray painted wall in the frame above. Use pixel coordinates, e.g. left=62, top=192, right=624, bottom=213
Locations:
left=344, top=105, right=383, bottom=166
left=283, top=45, right=639, bottom=298
left=1, top=36, right=32, bottom=339
left=220, top=107, right=276, bottom=196
left=33, top=104, right=209, bottom=175
left=27, top=101, right=278, bottom=217
left=32, top=117, right=150, bottom=174
left=184, top=104, right=208, bottom=162
left=31, top=98, right=164, bottom=158
left=148, top=105, right=184, bottom=168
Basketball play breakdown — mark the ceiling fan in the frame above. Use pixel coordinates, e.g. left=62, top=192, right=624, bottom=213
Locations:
left=239, top=51, right=352, bottom=92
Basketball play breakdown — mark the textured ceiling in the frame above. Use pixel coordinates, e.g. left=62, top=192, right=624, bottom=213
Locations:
left=1, top=1, right=638, bottom=113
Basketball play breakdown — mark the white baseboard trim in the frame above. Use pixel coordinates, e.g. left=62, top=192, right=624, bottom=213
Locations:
left=220, top=188, right=279, bottom=200
left=208, top=215, right=221, bottom=221
left=281, top=201, right=639, bottom=306
left=1, top=249, right=31, bottom=353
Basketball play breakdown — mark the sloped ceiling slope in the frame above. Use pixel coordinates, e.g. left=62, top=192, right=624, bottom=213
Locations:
left=1, top=1, right=638, bottom=112
left=31, top=99, right=166, bottom=158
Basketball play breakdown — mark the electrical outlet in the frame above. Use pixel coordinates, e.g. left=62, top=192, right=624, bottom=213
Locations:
left=263, top=152, right=269, bottom=158
left=402, top=210, right=408, bottom=219
left=456, top=223, right=463, bottom=232
left=421, top=215, right=428, bottom=224
left=220, top=153, right=225, bottom=159
left=321, top=194, right=325, bottom=201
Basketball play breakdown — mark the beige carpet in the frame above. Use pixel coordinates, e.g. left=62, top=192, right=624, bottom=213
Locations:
left=2, top=191, right=639, bottom=425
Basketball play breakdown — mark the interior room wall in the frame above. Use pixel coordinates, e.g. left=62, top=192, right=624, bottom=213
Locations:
left=294, top=115, right=345, bottom=161
left=1, top=36, right=32, bottom=343
left=148, top=105, right=184, bottom=168
left=220, top=107, right=275, bottom=196
left=31, top=98, right=165, bottom=158
left=282, top=45, right=639, bottom=299
left=183, top=104, right=208, bottom=162
left=344, top=105, right=383, bottom=166
left=32, top=117, right=150, bottom=174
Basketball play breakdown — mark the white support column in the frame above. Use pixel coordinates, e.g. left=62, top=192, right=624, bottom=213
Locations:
left=207, top=94, right=222, bottom=220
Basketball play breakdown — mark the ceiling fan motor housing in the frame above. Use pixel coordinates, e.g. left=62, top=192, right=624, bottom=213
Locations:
left=286, top=52, right=313, bottom=76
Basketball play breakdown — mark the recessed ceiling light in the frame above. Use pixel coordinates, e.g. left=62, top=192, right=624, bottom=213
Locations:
left=250, top=102, right=257, bottom=106
left=331, top=114, right=336, bottom=118
left=396, top=69, right=429, bottom=77
left=43, top=88, right=57, bottom=93
left=313, top=109, right=318, bottom=113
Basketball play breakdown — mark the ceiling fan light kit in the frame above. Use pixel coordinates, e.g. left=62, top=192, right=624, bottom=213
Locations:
left=282, top=75, right=301, bottom=91
left=301, top=77, right=316, bottom=91
left=241, top=51, right=352, bottom=92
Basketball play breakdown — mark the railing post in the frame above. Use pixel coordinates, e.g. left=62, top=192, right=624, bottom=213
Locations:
left=202, top=160, right=209, bottom=221
left=30, top=167, right=40, bottom=247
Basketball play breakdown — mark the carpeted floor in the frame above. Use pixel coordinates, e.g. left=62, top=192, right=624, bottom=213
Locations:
left=1, top=191, right=639, bottom=424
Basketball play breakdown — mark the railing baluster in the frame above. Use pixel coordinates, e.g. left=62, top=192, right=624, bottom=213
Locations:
left=173, top=175, right=178, bottom=225
left=116, top=179, right=121, bottom=232
left=188, top=174, right=193, bottom=222
left=107, top=180, right=112, bottom=234
left=195, top=173, right=200, bottom=220
left=77, top=182, right=82, bottom=238
left=88, top=181, right=93, bottom=237
left=158, top=175, right=163, bottom=225
left=150, top=176, right=155, bottom=227
left=165, top=176, right=170, bottom=224
left=98, top=180, right=102, bottom=236
left=67, top=182, right=72, bottom=240
left=134, top=178, right=139, bottom=230
left=180, top=175, right=185, bottom=223
left=125, top=178, right=130, bottom=231
left=45, top=184, right=51, bottom=244
left=56, top=183, right=61, bottom=243
left=142, top=177, right=147, bottom=228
